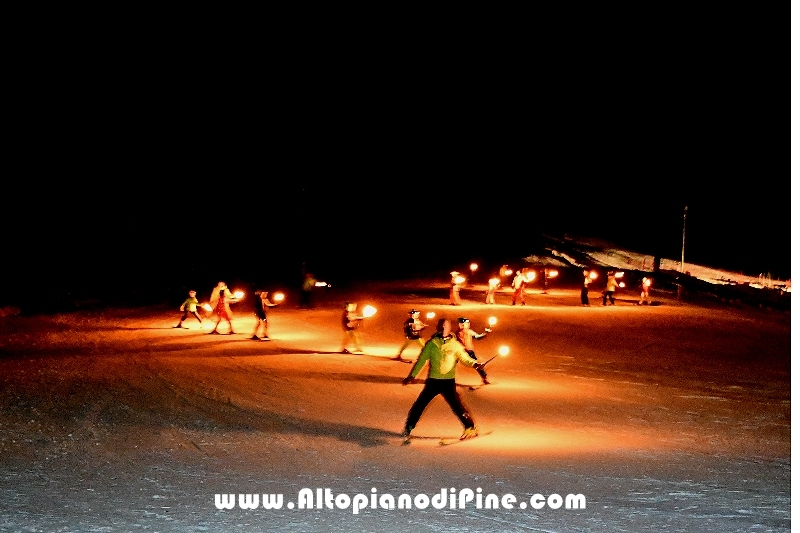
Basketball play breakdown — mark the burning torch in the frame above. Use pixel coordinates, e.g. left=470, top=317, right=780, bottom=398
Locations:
left=477, top=345, right=510, bottom=369
left=271, top=292, right=285, bottom=304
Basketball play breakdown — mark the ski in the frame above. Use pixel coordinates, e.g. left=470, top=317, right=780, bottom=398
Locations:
left=439, top=430, right=493, bottom=447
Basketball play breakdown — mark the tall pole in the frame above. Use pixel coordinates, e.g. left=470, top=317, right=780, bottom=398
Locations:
left=681, top=206, right=688, bottom=273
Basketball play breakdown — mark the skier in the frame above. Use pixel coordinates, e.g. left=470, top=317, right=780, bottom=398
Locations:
left=603, top=272, right=619, bottom=306
left=580, top=270, right=592, bottom=307
left=638, top=277, right=652, bottom=306
left=394, top=309, right=427, bottom=362
left=511, top=270, right=527, bottom=306
left=449, top=271, right=463, bottom=305
left=485, top=277, right=500, bottom=304
left=174, top=289, right=204, bottom=329
left=402, top=318, right=484, bottom=441
left=455, top=317, right=491, bottom=385
left=251, top=290, right=277, bottom=340
left=340, top=302, right=365, bottom=354
left=209, top=282, right=239, bottom=334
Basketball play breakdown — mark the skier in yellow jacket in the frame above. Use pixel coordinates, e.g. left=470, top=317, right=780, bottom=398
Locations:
left=401, top=318, right=484, bottom=440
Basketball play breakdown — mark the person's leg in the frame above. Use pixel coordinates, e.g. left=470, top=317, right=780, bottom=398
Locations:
left=354, top=331, right=363, bottom=353
left=175, top=311, right=188, bottom=327
left=441, top=381, right=475, bottom=430
left=341, top=331, right=351, bottom=352
left=193, top=311, right=203, bottom=324
left=405, top=382, right=439, bottom=435
left=397, top=339, right=411, bottom=357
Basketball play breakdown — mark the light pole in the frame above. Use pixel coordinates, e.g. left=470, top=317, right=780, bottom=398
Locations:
left=680, top=206, right=688, bottom=273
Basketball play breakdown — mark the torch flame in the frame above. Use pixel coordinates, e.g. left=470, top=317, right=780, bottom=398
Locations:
left=504, top=269, right=513, bottom=276
left=615, top=271, right=624, bottom=278
left=233, top=290, right=244, bottom=299
left=272, top=292, right=285, bottom=302
left=362, top=305, right=377, bottom=318
left=548, top=270, right=559, bottom=278
left=426, top=312, right=436, bottom=319
left=454, top=276, right=466, bottom=284
left=488, top=316, right=497, bottom=326
left=202, top=303, right=212, bottom=312
left=469, top=263, right=478, bottom=272
left=314, top=281, right=329, bottom=287
left=525, top=271, right=536, bottom=282
left=498, top=346, right=510, bottom=357
left=589, top=271, right=598, bottom=280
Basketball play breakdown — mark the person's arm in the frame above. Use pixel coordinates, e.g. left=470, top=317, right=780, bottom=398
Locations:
left=471, top=328, right=487, bottom=340
left=403, top=340, right=432, bottom=384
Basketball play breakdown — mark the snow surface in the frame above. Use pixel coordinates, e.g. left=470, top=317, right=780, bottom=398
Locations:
left=0, top=280, right=790, bottom=532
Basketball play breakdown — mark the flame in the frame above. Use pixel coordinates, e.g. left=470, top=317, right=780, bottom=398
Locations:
left=202, top=303, right=212, bottom=312
left=426, top=312, right=436, bottom=319
left=454, top=276, right=466, bottom=284
left=498, top=346, right=510, bottom=357
left=314, top=281, right=329, bottom=287
left=233, top=290, right=244, bottom=299
left=504, top=269, right=513, bottom=276
left=489, top=277, right=500, bottom=287
left=644, top=278, right=651, bottom=287
left=362, top=305, right=377, bottom=318
left=272, top=292, right=285, bottom=302
left=488, top=316, right=497, bottom=326
left=548, top=270, right=559, bottom=278
left=615, top=272, right=624, bottom=278
left=525, top=271, right=536, bottom=282
left=589, top=271, right=598, bottom=280
left=619, top=282, right=626, bottom=288
left=470, top=263, right=478, bottom=272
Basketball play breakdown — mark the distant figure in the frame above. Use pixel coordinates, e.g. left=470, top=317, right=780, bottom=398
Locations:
left=638, top=277, right=652, bottom=306
left=498, top=264, right=511, bottom=289
left=340, top=302, right=364, bottom=355
left=300, top=272, right=318, bottom=309
left=603, top=272, right=619, bottom=306
left=209, top=282, right=239, bottom=334
left=580, top=270, right=592, bottom=307
left=174, top=290, right=203, bottom=329
left=449, top=271, right=463, bottom=306
left=511, top=270, right=527, bottom=306
left=394, top=309, right=428, bottom=362
left=485, top=277, right=500, bottom=305
left=251, top=290, right=277, bottom=340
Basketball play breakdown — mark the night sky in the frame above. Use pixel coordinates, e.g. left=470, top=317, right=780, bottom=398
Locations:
left=4, top=7, right=789, bottom=310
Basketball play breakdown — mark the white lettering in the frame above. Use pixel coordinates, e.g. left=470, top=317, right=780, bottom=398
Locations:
left=335, top=493, right=350, bottom=510
left=352, top=494, right=368, bottom=515
left=530, top=494, right=546, bottom=509
left=414, top=494, right=430, bottom=509
left=214, top=494, right=235, bottom=510
left=547, top=494, right=563, bottom=509
left=431, top=489, right=448, bottom=509
left=564, top=494, right=586, bottom=509
left=458, top=488, right=474, bottom=509
left=239, top=494, right=259, bottom=510
left=297, top=488, right=313, bottom=509
left=262, top=493, right=283, bottom=509
left=501, top=494, right=516, bottom=509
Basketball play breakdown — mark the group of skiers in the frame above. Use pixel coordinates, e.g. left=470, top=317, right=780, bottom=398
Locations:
left=173, top=281, right=280, bottom=338
left=581, top=270, right=654, bottom=307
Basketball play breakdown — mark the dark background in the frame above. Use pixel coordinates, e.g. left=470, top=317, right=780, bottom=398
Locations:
left=3, top=7, right=789, bottom=313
